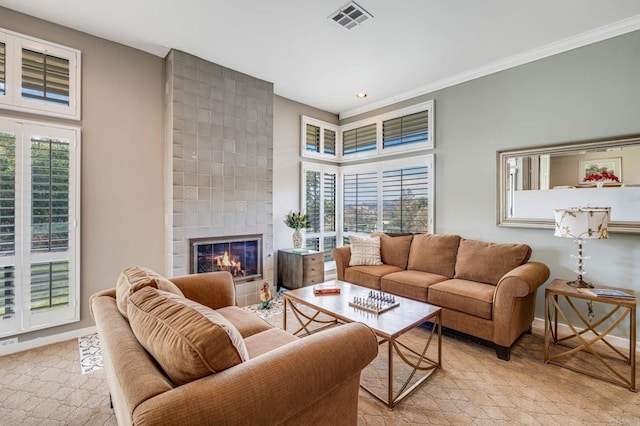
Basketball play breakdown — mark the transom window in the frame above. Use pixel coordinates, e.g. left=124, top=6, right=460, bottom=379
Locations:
left=301, top=100, right=433, bottom=162
left=0, top=27, right=81, bottom=120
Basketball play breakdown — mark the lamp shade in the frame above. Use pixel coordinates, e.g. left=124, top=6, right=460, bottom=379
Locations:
left=554, top=207, right=610, bottom=240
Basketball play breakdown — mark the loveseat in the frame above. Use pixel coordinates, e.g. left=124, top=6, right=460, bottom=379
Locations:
left=90, top=266, right=378, bottom=425
left=333, top=233, right=550, bottom=360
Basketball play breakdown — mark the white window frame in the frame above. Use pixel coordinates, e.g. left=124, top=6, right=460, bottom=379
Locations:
left=301, top=162, right=339, bottom=269
left=300, top=116, right=339, bottom=160
left=0, top=117, right=81, bottom=338
left=339, top=155, right=434, bottom=241
left=0, top=27, right=81, bottom=120
left=339, top=100, right=434, bottom=162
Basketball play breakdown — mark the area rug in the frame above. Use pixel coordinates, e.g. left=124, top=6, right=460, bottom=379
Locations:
left=239, top=289, right=288, bottom=318
left=78, top=332, right=103, bottom=374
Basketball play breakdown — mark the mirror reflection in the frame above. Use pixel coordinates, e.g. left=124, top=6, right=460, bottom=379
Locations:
left=498, top=135, right=640, bottom=233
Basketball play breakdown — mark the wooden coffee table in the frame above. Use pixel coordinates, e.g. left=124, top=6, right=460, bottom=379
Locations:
left=283, top=280, right=442, bottom=409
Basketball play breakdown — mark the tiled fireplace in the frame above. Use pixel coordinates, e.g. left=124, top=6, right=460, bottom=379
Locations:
left=164, top=50, right=274, bottom=306
left=190, top=235, right=262, bottom=282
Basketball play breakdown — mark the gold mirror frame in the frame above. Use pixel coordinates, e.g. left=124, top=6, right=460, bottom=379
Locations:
left=497, top=134, right=640, bottom=234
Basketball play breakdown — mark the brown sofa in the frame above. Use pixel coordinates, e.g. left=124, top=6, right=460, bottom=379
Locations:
left=333, top=233, right=550, bottom=360
left=90, top=268, right=378, bottom=425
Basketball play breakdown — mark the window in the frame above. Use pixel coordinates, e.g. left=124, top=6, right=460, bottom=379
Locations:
left=0, top=27, right=81, bottom=120
left=0, top=118, right=80, bottom=338
left=302, top=163, right=338, bottom=262
left=342, top=156, right=434, bottom=240
left=382, top=166, right=430, bottom=233
left=383, top=110, right=429, bottom=149
left=343, top=170, right=378, bottom=234
left=0, top=41, right=6, bottom=96
left=301, top=116, right=338, bottom=159
left=303, top=100, right=433, bottom=163
left=342, top=123, right=377, bottom=155
left=300, top=103, right=435, bottom=263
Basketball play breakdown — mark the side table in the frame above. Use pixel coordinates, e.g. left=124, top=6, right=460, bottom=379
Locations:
left=544, top=278, right=636, bottom=391
left=277, top=249, right=324, bottom=289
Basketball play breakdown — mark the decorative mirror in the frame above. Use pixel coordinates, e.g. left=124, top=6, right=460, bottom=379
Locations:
left=497, top=134, right=640, bottom=234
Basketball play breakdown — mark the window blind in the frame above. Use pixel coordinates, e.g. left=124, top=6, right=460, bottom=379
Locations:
left=30, top=260, right=69, bottom=312
left=0, top=42, right=5, bottom=96
left=323, top=236, right=336, bottom=262
left=31, top=137, right=70, bottom=252
left=305, top=170, right=321, bottom=232
left=323, top=172, right=336, bottom=232
left=21, top=49, right=70, bottom=106
left=0, top=132, right=15, bottom=255
left=343, top=171, right=378, bottom=234
left=324, top=129, right=336, bottom=155
left=305, top=124, right=320, bottom=154
left=382, top=166, right=429, bottom=233
left=343, top=123, right=376, bottom=155
left=383, top=110, right=429, bottom=149
left=0, top=266, right=15, bottom=320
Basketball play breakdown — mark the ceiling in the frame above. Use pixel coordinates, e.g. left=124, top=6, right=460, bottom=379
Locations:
left=2, top=0, right=640, bottom=117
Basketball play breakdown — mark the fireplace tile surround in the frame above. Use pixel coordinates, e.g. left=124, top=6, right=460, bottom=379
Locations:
left=164, top=50, right=274, bottom=306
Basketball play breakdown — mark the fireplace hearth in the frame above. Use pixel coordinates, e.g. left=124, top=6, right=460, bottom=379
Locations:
left=190, top=235, right=262, bottom=282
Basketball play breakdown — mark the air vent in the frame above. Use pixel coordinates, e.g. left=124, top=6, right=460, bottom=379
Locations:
left=328, top=1, right=373, bottom=30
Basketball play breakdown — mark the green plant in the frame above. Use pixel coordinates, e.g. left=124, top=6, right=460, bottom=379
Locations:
left=284, top=211, right=307, bottom=229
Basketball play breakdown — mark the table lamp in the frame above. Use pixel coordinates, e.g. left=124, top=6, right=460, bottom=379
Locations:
left=554, top=207, right=610, bottom=288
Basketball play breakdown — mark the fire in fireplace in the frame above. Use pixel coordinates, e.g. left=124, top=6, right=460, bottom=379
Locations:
left=190, top=235, right=262, bottom=282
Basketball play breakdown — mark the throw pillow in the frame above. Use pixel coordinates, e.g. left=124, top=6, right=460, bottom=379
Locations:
left=115, top=265, right=184, bottom=319
left=348, top=235, right=383, bottom=266
left=453, top=238, right=532, bottom=285
left=372, top=232, right=413, bottom=269
left=127, top=286, right=249, bottom=386
left=407, top=234, right=461, bottom=278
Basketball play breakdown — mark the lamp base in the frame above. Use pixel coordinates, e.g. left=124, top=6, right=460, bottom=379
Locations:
left=567, top=278, right=594, bottom=288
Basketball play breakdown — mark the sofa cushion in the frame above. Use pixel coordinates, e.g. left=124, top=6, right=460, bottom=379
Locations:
left=215, top=306, right=273, bottom=338
left=116, top=265, right=184, bottom=319
left=372, top=233, right=413, bottom=269
left=453, top=239, right=532, bottom=285
left=344, top=264, right=403, bottom=290
left=348, top=235, right=382, bottom=266
left=381, top=270, right=449, bottom=302
left=407, top=234, right=461, bottom=278
left=243, top=328, right=299, bottom=358
left=427, top=279, right=495, bottom=320
left=127, top=287, right=249, bottom=386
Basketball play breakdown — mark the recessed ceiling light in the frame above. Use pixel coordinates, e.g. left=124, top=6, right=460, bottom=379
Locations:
left=356, top=92, right=368, bottom=98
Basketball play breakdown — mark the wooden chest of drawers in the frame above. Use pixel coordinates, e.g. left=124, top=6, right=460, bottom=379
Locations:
left=277, top=249, right=324, bottom=289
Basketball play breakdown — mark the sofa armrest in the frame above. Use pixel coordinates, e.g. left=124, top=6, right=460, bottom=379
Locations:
left=332, top=246, right=351, bottom=281
left=495, top=261, right=551, bottom=299
left=132, top=322, right=378, bottom=425
left=169, top=271, right=236, bottom=309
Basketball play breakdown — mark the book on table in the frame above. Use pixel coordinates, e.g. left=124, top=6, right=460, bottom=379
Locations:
left=313, top=283, right=341, bottom=295
left=579, top=288, right=636, bottom=299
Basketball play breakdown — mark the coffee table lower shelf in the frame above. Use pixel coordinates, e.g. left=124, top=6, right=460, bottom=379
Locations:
left=283, top=281, right=442, bottom=410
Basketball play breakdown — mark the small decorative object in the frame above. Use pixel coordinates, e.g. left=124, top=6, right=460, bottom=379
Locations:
left=554, top=206, right=611, bottom=322
left=284, top=211, right=307, bottom=249
left=258, top=282, right=274, bottom=310
left=583, top=170, right=620, bottom=188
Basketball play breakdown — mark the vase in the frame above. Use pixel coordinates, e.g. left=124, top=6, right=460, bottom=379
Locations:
left=292, top=229, right=303, bottom=249
left=596, top=181, right=604, bottom=188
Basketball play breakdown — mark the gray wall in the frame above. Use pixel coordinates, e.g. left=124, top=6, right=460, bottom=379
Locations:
left=272, top=95, right=338, bottom=255
left=284, top=30, right=640, bottom=337
left=0, top=7, right=165, bottom=343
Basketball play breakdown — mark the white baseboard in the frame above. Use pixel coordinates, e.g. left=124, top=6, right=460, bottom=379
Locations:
left=0, top=325, right=97, bottom=356
left=531, top=317, right=638, bottom=352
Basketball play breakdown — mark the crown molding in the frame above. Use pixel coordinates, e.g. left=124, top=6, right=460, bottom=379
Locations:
left=340, top=15, right=640, bottom=120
